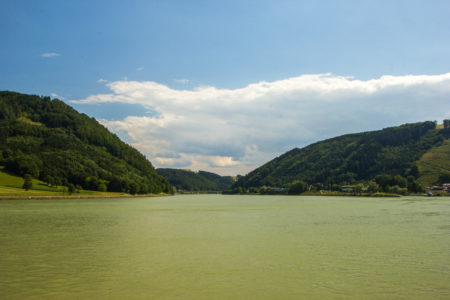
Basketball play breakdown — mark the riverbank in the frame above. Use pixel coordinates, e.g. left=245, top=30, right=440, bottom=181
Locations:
left=222, top=191, right=403, bottom=197
left=0, top=193, right=171, bottom=200
left=302, top=191, right=402, bottom=197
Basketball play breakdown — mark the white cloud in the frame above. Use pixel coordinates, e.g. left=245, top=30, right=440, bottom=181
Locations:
left=72, top=73, right=450, bottom=175
left=40, top=52, right=61, bottom=58
left=174, top=78, right=189, bottom=84
left=50, top=93, right=64, bottom=99
left=137, top=67, right=144, bottom=71
left=98, top=78, right=108, bottom=83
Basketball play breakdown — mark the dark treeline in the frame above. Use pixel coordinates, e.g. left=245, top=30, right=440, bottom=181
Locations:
left=232, top=121, right=448, bottom=194
left=157, top=168, right=234, bottom=192
left=0, top=91, right=172, bottom=194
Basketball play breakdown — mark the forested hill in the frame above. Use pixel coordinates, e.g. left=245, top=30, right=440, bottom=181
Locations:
left=234, top=121, right=450, bottom=189
left=157, top=168, right=235, bottom=192
left=0, top=91, right=172, bottom=194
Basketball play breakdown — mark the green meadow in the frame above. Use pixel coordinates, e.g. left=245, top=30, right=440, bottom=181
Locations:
left=0, top=167, right=127, bottom=198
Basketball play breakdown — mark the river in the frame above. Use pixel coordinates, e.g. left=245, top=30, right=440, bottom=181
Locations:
left=0, top=195, right=449, bottom=299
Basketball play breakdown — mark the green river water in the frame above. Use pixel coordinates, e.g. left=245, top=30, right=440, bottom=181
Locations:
left=0, top=195, right=449, bottom=299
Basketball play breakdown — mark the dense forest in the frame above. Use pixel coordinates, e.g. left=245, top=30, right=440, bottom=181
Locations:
left=157, top=168, right=234, bottom=192
left=0, top=91, right=172, bottom=194
left=233, top=121, right=450, bottom=194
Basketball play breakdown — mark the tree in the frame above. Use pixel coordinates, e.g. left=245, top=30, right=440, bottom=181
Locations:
left=97, top=182, right=107, bottom=192
left=43, top=175, right=54, bottom=187
left=374, top=174, right=391, bottom=191
left=129, top=181, right=139, bottom=195
left=288, top=180, right=308, bottom=194
left=407, top=176, right=423, bottom=193
left=394, top=175, right=407, bottom=188
left=331, top=184, right=341, bottom=191
left=367, top=181, right=381, bottom=193
left=409, top=165, right=420, bottom=178
left=68, top=183, right=76, bottom=194
left=444, top=119, right=450, bottom=129
left=22, top=174, right=32, bottom=190
left=353, top=183, right=365, bottom=193
left=438, top=173, right=450, bottom=185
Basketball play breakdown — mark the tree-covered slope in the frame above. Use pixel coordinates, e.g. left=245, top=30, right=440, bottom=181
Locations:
left=235, top=121, right=448, bottom=188
left=0, top=91, right=171, bottom=194
left=157, top=168, right=234, bottom=191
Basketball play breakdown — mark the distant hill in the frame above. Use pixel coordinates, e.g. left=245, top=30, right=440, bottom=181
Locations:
left=234, top=121, right=450, bottom=190
left=157, top=168, right=234, bottom=192
left=0, top=91, right=172, bottom=194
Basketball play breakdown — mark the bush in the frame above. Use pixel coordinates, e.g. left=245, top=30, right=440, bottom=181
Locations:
left=387, top=185, right=407, bottom=195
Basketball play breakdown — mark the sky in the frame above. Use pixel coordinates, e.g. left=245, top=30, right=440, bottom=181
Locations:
left=1, top=0, right=450, bottom=175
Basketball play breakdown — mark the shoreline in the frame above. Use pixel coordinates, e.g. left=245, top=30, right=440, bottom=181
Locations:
left=0, top=193, right=171, bottom=200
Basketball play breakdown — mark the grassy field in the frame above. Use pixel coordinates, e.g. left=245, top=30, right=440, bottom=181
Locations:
left=417, top=138, right=450, bottom=186
left=0, top=166, right=128, bottom=198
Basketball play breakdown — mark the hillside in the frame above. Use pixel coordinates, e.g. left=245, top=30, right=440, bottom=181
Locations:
left=417, top=138, right=450, bottom=186
left=234, top=121, right=449, bottom=190
left=0, top=91, right=172, bottom=194
left=157, top=168, right=234, bottom=192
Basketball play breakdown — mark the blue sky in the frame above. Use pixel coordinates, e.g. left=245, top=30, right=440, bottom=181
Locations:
left=1, top=0, right=450, bottom=175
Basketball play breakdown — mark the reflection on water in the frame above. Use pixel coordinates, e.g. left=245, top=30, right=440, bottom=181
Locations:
left=0, top=195, right=449, bottom=299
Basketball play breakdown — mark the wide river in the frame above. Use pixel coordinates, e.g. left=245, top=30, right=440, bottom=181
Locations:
left=0, top=195, right=449, bottom=299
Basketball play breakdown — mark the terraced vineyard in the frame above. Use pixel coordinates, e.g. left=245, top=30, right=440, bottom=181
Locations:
left=417, top=139, right=450, bottom=186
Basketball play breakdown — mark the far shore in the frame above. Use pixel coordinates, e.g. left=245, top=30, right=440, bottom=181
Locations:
left=2, top=192, right=448, bottom=200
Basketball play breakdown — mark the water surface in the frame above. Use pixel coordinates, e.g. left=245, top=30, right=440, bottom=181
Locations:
left=0, top=195, right=449, bottom=299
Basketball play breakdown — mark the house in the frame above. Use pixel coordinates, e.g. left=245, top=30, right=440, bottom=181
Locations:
left=443, top=183, right=450, bottom=191
left=430, top=186, right=443, bottom=190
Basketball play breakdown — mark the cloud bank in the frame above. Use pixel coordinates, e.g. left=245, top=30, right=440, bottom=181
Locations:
left=71, top=73, right=450, bottom=175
